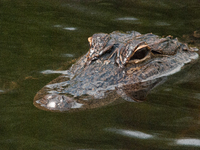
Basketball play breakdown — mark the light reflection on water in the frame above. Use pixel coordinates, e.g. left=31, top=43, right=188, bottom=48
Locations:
left=63, top=27, right=77, bottom=31
left=175, top=138, right=200, bottom=147
left=41, top=70, right=70, bottom=74
left=0, top=0, right=200, bottom=149
left=154, top=21, right=171, bottom=26
left=53, top=25, right=77, bottom=31
left=63, top=53, right=75, bottom=57
left=107, top=128, right=200, bottom=147
left=116, top=17, right=139, bottom=21
left=106, top=128, right=154, bottom=139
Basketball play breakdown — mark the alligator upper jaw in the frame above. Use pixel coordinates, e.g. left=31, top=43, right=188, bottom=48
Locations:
left=33, top=74, right=166, bottom=112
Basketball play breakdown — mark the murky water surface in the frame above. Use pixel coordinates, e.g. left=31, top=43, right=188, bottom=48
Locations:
left=1, top=0, right=200, bottom=149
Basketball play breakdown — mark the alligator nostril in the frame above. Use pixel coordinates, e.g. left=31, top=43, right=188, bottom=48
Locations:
left=41, top=94, right=75, bottom=111
left=47, top=101, right=56, bottom=108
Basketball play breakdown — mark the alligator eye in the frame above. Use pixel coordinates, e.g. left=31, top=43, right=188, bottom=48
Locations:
left=130, top=47, right=149, bottom=60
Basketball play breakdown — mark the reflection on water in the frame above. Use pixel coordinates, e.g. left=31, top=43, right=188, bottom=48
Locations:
left=41, top=70, right=70, bottom=74
left=0, top=0, right=200, bottom=149
left=107, top=128, right=200, bottom=147
left=63, top=27, right=77, bottom=31
left=106, top=128, right=154, bottom=139
left=154, top=21, right=171, bottom=26
left=115, top=17, right=141, bottom=24
left=116, top=17, right=139, bottom=21
left=175, top=138, right=200, bottom=147
left=194, top=93, right=200, bottom=100
left=63, top=53, right=75, bottom=57
left=53, top=24, right=77, bottom=31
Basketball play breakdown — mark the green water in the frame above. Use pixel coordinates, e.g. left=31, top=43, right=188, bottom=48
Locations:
left=1, top=0, right=200, bottom=149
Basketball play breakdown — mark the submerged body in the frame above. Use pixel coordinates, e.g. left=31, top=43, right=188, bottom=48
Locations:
left=34, top=31, right=199, bottom=112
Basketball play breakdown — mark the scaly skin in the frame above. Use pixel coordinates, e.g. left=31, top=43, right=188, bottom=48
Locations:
left=34, top=31, right=199, bottom=112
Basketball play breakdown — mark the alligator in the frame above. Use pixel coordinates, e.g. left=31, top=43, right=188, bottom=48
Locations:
left=33, top=31, right=199, bottom=112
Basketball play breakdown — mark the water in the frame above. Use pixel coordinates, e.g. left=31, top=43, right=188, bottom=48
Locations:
left=0, top=0, right=200, bottom=149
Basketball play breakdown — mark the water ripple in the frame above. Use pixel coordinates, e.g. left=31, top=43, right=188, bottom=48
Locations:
left=175, top=138, right=200, bottom=147
left=105, top=128, right=154, bottom=139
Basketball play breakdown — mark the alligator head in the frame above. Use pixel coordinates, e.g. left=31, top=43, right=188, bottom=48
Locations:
left=34, top=31, right=199, bottom=112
